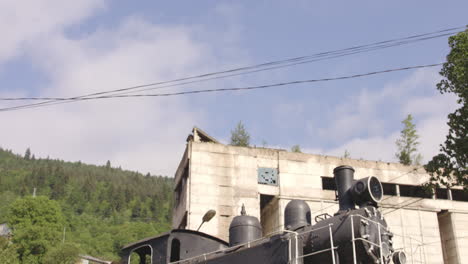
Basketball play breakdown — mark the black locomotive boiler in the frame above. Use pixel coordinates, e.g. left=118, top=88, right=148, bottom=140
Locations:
left=120, top=165, right=406, bottom=264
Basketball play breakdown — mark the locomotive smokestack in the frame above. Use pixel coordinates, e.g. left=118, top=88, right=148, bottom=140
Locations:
left=333, top=165, right=355, bottom=211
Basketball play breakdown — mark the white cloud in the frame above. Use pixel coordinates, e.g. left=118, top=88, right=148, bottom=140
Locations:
left=0, top=0, right=106, bottom=65
left=0, top=4, right=242, bottom=176
left=402, top=93, right=458, bottom=117
left=319, top=68, right=442, bottom=141
left=309, top=68, right=458, bottom=163
left=312, top=113, right=452, bottom=164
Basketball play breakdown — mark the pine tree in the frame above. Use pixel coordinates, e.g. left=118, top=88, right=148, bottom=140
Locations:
left=395, top=114, right=422, bottom=166
left=24, top=148, right=31, bottom=160
left=230, top=121, right=250, bottom=147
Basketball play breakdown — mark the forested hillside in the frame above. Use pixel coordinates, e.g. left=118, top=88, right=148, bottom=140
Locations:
left=0, top=147, right=174, bottom=263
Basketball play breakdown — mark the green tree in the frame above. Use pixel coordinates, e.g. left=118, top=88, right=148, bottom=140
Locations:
left=395, top=114, right=422, bottom=165
left=24, top=148, right=31, bottom=160
left=7, top=196, right=64, bottom=263
left=0, top=237, right=19, bottom=264
left=42, top=243, right=80, bottom=264
left=343, top=150, right=351, bottom=159
left=0, top=147, right=174, bottom=260
left=230, top=121, right=250, bottom=147
left=0, top=192, right=17, bottom=223
left=106, top=160, right=111, bottom=169
left=425, top=29, right=468, bottom=189
left=291, top=145, right=302, bottom=153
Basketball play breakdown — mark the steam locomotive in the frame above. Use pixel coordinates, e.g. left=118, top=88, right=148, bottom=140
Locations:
left=120, top=165, right=406, bottom=264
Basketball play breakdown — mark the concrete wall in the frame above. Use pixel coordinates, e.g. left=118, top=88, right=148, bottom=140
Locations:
left=172, top=141, right=468, bottom=264
left=452, top=213, right=468, bottom=263
left=438, top=211, right=459, bottom=264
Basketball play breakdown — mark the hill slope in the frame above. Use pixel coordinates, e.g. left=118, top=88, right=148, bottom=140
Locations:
left=0, top=147, right=174, bottom=261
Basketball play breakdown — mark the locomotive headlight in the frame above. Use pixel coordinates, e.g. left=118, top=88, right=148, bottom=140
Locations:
left=392, top=251, right=407, bottom=264
left=351, top=176, right=383, bottom=206
left=368, top=176, right=383, bottom=202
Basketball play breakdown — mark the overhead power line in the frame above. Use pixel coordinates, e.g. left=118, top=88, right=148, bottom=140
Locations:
left=102, top=30, right=462, bottom=97
left=0, top=26, right=464, bottom=112
left=0, top=63, right=443, bottom=113
left=11, top=31, right=460, bottom=102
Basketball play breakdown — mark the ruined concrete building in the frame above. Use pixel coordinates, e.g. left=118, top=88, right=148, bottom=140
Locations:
left=172, top=127, right=468, bottom=264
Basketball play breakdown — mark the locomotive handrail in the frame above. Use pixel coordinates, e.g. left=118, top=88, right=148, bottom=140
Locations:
left=351, top=214, right=390, bottom=232
left=169, top=214, right=417, bottom=264
left=294, top=224, right=338, bottom=264
left=169, top=229, right=299, bottom=264
left=351, top=216, right=357, bottom=264
left=297, top=246, right=339, bottom=259
left=349, top=214, right=389, bottom=264
left=353, top=237, right=381, bottom=248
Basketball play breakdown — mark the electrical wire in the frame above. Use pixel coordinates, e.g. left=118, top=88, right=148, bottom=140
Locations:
left=383, top=197, right=426, bottom=215
left=4, top=32, right=457, bottom=103
left=0, top=26, right=464, bottom=112
left=3, top=27, right=461, bottom=101
left=0, top=63, right=443, bottom=113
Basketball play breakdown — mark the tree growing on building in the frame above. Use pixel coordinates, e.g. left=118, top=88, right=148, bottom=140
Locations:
left=425, top=28, right=468, bottom=189
left=395, top=114, right=422, bottom=166
left=291, top=145, right=302, bottom=153
left=230, top=121, right=250, bottom=147
left=343, top=150, right=351, bottom=159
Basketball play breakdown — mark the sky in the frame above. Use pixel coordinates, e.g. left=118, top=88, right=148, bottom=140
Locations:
left=0, top=1, right=466, bottom=176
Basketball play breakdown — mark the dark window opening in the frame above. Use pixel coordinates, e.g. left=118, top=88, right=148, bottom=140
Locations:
left=321, top=177, right=336, bottom=190
left=260, top=194, right=275, bottom=210
left=174, top=183, right=182, bottom=205
left=399, top=184, right=433, bottom=198
left=451, top=189, right=468, bottom=202
left=436, top=188, right=448, bottom=200
left=259, top=194, right=278, bottom=235
left=170, top=239, right=181, bottom=262
left=382, top=183, right=397, bottom=196
left=174, top=166, right=189, bottom=207
left=130, top=246, right=152, bottom=264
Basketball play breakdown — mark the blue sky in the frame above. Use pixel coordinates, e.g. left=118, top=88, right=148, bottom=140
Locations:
left=0, top=1, right=466, bottom=175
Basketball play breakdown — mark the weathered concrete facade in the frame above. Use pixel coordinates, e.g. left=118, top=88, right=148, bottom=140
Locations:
left=172, top=128, right=468, bottom=264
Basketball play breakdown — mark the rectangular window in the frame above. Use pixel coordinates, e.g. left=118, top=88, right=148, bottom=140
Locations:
left=451, top=189, right=468, bottom=202
left=399, top=184, right=433, bottom=198
left=382, top=183, right=397, bottom=196
left=321, top=177, right=336, bottom=190
left=436, top=188, right=448, bottom=200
